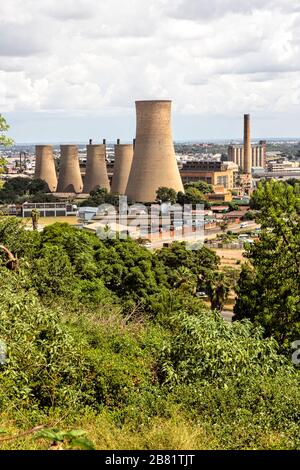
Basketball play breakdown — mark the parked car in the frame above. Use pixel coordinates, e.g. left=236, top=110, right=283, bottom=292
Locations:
left=196, top=291, right=208, bottom=298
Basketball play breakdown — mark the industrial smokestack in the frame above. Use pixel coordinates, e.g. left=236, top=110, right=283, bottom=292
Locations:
left=35, top=145, right=57, bottom=192
left=244, top=114, right=252, bottom=174
left=56, top=145, right=83, bottom=193
left=83, top=143, right=110, bottom=193
left=126, top=100, right=184, bottom=202
left=111, top=144, right=134, bottom=195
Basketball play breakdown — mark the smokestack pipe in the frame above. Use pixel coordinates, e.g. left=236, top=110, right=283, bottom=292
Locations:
left=244, top=114, right=252, bottom=174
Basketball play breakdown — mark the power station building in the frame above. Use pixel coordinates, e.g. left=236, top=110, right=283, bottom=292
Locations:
left=111, top=141, right=134, bottom=195
left=180, top=161, right=235, bottom=190
left=56, top=145, right=83, bottom=193
left=34, top=145, right=57, bottom=192
left=83, top=141, right=110, bottom=193
left=126, top=100, right=184, bottom=202
left=228, top=142, right=266, bottom=170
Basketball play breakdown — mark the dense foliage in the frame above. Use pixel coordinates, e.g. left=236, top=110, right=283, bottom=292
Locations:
left=234, top=181, right=300, bottom=349
left=0, top=207, right=299, bottom=449
left=0, top=177, right=56, bottom=204
left=0, top=115, right=13, bottom=148
left=79, top=187, right=120, bottom=207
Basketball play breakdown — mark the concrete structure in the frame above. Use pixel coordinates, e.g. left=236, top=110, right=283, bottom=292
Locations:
left=83, top=142, right=110, bottom=193
left=228, top=141, right=266, bottom=170
left=206, top=185, right=233, bottom=203
left=111, top=142, right=134, bottom=195
left=244, top=114, right=252, bottom=174
left=180, top=161, right=235, bottom=190
left=57, top=145, right=83, bottom=193
left=35, top=145, right=57, bottom=192
left=22, top=202, right=77, bottom=218
left=126, top=100, right=184, bottom=202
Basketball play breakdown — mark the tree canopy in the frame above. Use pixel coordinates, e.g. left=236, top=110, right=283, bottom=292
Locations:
left=156, top=187, right=177, bottom=204
left=234, top=181, right=300, bottom=349
left=0, top=115, right=13, bottom=147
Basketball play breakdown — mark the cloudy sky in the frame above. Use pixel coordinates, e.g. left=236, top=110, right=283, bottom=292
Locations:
left=0, top=0, right=300, bottom=142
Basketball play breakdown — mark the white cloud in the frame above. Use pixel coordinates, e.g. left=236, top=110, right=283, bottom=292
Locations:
left=0, top=0, right=299, bottom=135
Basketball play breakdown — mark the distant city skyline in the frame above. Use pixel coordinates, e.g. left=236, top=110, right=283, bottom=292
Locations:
left=1, top=1, right=300, bottom=142
left=5, top=112, right=300, bottom=144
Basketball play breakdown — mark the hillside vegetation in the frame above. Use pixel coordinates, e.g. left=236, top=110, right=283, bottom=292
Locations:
left=0, top=180, right=299, bottom=449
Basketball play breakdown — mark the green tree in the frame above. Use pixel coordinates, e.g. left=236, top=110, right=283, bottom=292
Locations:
left=184, top=181, right=213, bottom=194
left=157, top=241, right=219, bottom=293
left=169, top=266, right=197, bottom=294
left=0, top=217, right=40, bottom=260
left=40, top=223, right=100, bottom=279
left=156, top=187, right=177, bottom=204
left=234, top=181, right=300, bottom=348
left=32, top=245, right=76, bottom=297
left=227, top=201, right=239, bottom=211
left=0, top=177, right=49, bottom=203
left=241, top=210, right=256, bottom=221
left=219, top=220, right=229, bottom=233
left=177, top=187, right=206, bottom=205
left=204, top=271, right=231, bottom=311
left=0, top=115, right=13, bottom=148
left=96, top=237, right=168, bottom=305
left=80, top=187, right=120, bottom=207
left=31, top=209, right=40, bottom=231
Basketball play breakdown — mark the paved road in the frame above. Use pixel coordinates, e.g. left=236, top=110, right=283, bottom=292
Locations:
left=149, top=222, right=259, bottom=249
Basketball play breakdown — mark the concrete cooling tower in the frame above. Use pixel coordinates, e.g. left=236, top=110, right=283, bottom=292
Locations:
left=34, top=145, right=57, bottom=192
left=56, top=145, right=83, bottom=193
left=125, top=100, right=184, bottom=203
left=83, top=142, right=110, bottom=193
left=111, top=142, right=134, bottom=195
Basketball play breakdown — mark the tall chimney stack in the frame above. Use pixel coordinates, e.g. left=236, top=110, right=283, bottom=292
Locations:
left=244, top=114, right=252, bottom=174
left=35, top=145, right=57, bottom=192
left=57, top=145, right=83, bottom=193
left=83, top=143, right=110, bottom=193
left=111, top=144, right=134, bottom=195
left=126, top=100, right=184, bottom=202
